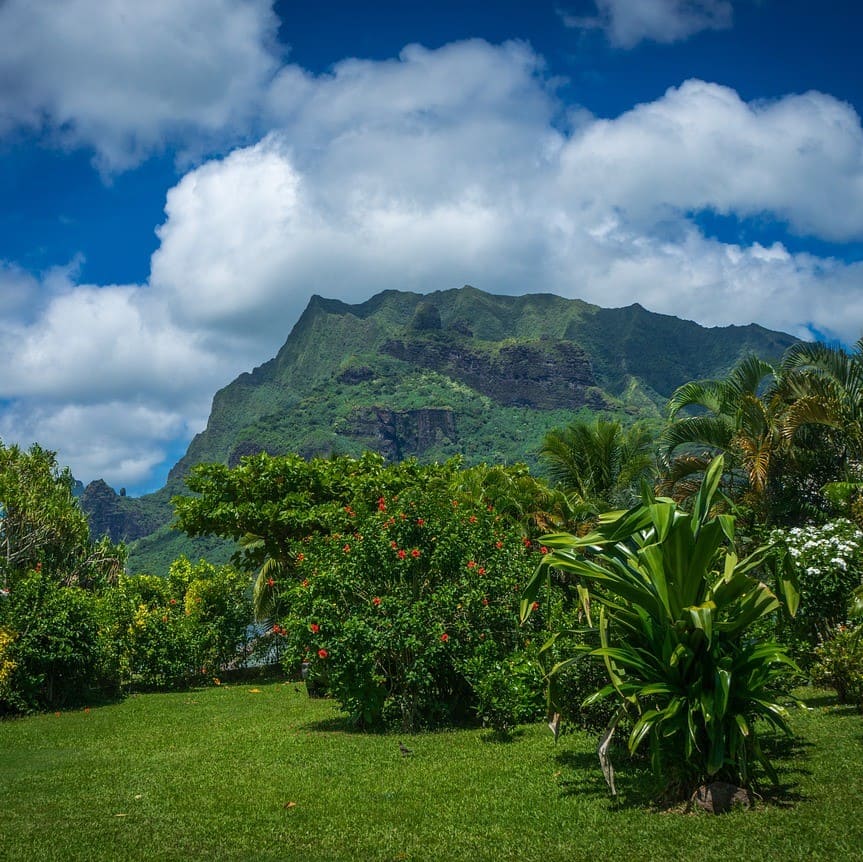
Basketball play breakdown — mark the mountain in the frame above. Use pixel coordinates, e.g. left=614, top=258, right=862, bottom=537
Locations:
left=80, top=286, right=798, bottom=570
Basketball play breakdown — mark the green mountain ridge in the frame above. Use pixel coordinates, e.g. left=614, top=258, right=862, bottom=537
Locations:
left=79, top=286, right=798, bottom=572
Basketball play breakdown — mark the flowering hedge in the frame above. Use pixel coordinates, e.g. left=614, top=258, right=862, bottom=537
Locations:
left=275, top=485, right=541, bottom=730
left=770, top=519, right=863, bottom=656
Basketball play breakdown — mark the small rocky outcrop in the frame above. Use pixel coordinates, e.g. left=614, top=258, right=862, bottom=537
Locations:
left=80, top=480, right=160, bottom=543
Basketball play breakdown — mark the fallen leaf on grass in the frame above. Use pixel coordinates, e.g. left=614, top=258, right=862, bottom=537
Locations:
left=248, top=688, right=262, bottom=693
left=284, top=801, right=297, bottom=809
left=134, top=794, right=143, bottom=800
left=114, top=813, right=128, bottom=817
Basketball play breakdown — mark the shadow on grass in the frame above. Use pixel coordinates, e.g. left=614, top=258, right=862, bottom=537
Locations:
left=480, top=727, right=527, bottom=744
left=551, top=730, right=816, bottom=812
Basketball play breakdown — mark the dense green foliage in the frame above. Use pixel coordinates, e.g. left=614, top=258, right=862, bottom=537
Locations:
left=523, top=458, right=799, bottom=794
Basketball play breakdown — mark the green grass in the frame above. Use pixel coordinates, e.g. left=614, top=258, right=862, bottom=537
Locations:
left=1, top=686, right=861, bottom=861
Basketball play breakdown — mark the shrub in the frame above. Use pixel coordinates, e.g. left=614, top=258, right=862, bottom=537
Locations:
left=811, top=627, right=863, bottom=706
left=277, top=485, right=537, bottom=730
left=0, top=572, right=104, bottom=713
left=121, top=558, right=252, bottom=689
left=466, top=651, right=545, bottom=735
left=769, top=519, right=863, bottom=658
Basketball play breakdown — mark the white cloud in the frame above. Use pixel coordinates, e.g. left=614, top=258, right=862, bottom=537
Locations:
left=558, top=80, right=863, bottom=241
left=0, top=0, right=281, bottom=170
left=2, top=38, right=863, bottom=490
left=560, top=0, right=733, bottom=48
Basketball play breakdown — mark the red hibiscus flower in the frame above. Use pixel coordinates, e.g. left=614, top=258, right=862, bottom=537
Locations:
left=467, top=560, right=476, bottom=569
left=440, top=633, right=449, bottom=643
left=397, top=549, right=407, bottom=559
left=318, top=649, right=328, bottom=659
left=310, top=623, right=320, bottom=633
left=411, top=548, right=420, bottom=558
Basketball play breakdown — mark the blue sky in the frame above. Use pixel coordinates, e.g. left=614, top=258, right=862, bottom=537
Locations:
left=0, top=0, right=862, bottom=494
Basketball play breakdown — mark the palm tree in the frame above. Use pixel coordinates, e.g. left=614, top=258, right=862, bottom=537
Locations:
left=779, top=338, right=863, bottom=462
left=658, top=355, right=786, bottom=505
left=540, top=418, right=655, bottom=510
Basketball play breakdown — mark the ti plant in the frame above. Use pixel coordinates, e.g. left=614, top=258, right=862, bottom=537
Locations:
left=521, top=456, right=800, bottom=796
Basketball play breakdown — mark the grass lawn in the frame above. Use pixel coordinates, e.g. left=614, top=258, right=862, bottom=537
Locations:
left=1, top=684, right=861, bottom=862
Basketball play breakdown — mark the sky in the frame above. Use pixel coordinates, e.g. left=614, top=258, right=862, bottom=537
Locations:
left=1, top=0, right=862, bottom=494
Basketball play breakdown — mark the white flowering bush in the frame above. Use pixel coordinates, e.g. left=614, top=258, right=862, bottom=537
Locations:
left=770, top=519, right=863, bottom=655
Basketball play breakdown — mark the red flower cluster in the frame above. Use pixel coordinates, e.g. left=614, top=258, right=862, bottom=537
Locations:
left=531, top=602, right=540, bottom=612
left=342, top=544, right=351, bottom=553
left=296, top=553, right=305, bottom=563
left=266, top=577, right=276, bottom=587
left=301, top=579, right=309, bottom=588
left=372, top=596, right=381, bottom=606
left=272, top=624, right=285, bottom=636
left=318, top=648, right=328, bottom=659
left=495, top=540, right=503, bottom=549
left=416, top=518, right=425, bottom=526
left=522, top=537, right=531, bottom=548
left=310, top=623, right=320, bottom=633
left=467, top=560, right=477, bottom=569
left=397, top=549, right=407, bottom=559
left=440, top=633, right=449, bottom=643
left=411, top=548, right=420, bottom=558
left=344, top=505, right=355, bottom=517
left=540, top=546, right=549, bottom=555
left=377, top=497, right=387, bottom=512
left=468, top=515, right=477, bottom=524
left=478, top=567, right=486, bottom=575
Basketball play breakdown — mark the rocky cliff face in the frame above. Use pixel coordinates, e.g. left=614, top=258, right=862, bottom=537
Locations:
left=382, top=337, right=608, bottom=410
left=343, top=407, right=456, bottom=460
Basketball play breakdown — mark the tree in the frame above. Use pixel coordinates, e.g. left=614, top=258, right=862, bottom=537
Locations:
left=658, top=355, right=788, bottom=511
left=0, top=442, right=124, bottom=589
left=540, top=418, right=655, bottom=510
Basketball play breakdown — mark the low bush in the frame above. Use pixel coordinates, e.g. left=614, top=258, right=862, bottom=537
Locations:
left=769, top=519, right=863, bottom=661
left=811, top=626, right=863, bottom=706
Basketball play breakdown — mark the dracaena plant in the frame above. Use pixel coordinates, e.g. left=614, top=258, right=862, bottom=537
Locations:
left=521, top=455, right=800, bottom=797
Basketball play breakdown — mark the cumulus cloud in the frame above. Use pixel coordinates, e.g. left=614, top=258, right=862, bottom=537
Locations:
left=2, top=38, right=863, bottom=489
left=559, top=80, right=863, bottom=241
left=0, top=0, right=281, bottom=170
left=560, top=0, right=733, bottom=48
